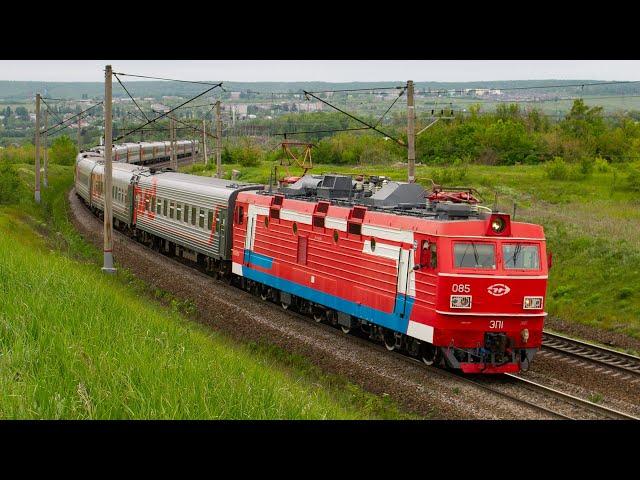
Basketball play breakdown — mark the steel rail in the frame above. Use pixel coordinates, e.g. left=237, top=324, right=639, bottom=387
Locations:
left=542, top=330, right=640, bottom=378
left=505, top=373, right=639, bottom=420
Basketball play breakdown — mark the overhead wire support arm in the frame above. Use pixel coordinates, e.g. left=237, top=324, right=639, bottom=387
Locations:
left=114, top=82, right=223, bottom=142
left=40, top=98, right=65, bottom=125
left=303, top=90, right=406, bottom=146
left=374, top=85, right=407, bottom=128
left=113, top=73, right=152, bottom=122
left=415, top=117, right=441, bottom=136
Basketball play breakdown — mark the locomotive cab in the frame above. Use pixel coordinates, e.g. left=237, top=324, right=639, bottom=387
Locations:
left=414, top=213, right=548, bottom=373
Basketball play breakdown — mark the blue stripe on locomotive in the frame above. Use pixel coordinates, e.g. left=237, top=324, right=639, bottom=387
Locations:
left=242, top=249, right=415, bottom=335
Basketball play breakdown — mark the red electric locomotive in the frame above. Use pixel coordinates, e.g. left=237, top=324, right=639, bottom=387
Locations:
left=231, top=175, right=548, bottom=373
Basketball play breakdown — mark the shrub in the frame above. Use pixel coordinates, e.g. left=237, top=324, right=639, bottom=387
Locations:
left=430, top=159, right=468, bottom=185
left=0, top=143, right=35, bottom=164
left=626, top=166, right=640, bottom=192
left=579, top=156, right=594, bottom=176
left=594, top=156, right=611, bottom=173
left=222, top=140, right=261, bottom=167
left=0, top=162, right=23, bottom=204
left=545, top=156, right=570, bottom=180
left=49, top=135, right=78, bottom=166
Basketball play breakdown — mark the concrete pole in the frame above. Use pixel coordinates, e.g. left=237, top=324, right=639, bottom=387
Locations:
left=77, top=111, right=82, bottom=152
left=43, top=109, right=48, bottom=188
left=216, top=101, right=222, bottom=178
left=35, top=93, right=41, bottom=203
left=202, top=119, right=208, bottom=166
left=191, top=135, right=195, bottom=166
left=170, top=117, right=177, bottom=170
left=102, top=65, right=116, bottom=274
left=407, top=80, right=416, bottom=183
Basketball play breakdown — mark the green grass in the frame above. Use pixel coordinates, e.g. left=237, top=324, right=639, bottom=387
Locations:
left=186, top=160, right=640, bottom=339
left=0, top=163, right=420, bottom=419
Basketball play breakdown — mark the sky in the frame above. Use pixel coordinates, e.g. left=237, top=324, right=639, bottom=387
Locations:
left=0, top=60, right=639, bottom=83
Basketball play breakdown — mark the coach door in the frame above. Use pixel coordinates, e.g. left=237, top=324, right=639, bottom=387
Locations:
left=244, top=207, right=255, bottom=266
left=217, top=208, right=227, bottom=257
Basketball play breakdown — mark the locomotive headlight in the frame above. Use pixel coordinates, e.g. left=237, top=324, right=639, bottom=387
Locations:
left=523, top=296, right=543, bottom=310
left=450, top=295, right=472, bottom=309
left=491, top=217, right=506, bottom=233
left=521, top=328, right=530, bottom=343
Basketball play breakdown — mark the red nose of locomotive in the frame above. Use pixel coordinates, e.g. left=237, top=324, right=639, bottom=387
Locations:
left=428, top=214, right=548, bottom=373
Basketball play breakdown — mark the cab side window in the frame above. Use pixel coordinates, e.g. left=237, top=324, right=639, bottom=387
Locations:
left=419, top=240, right=437, bottom=269
left=429, top=242, right=437, bottom=269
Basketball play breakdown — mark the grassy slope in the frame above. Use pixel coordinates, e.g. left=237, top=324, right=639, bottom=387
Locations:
left=0, top=164, right=418, bottom=419
left=188, top=161, right=640, bottom=340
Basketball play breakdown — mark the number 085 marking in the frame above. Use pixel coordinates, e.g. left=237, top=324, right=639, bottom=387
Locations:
left=452, top=284, right=470, bottom=293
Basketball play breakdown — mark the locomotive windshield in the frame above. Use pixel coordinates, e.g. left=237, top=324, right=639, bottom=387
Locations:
left=503, top=244, right=540, bottom=270
left=454, top=242, right=496, bottom=269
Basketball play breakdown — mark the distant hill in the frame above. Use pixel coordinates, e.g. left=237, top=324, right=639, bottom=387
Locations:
left=1, top=79, right=639, bottom=102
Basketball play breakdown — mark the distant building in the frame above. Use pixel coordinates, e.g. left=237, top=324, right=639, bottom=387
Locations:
left=230, top=92, right=241, bottom=100
left=295, top=101, right=323, bottom=112
left=151, top=103, right=170, bottom=113
left=227, top=104, right=248, bottom=115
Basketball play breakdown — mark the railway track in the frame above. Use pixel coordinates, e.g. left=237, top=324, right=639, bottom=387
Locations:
left=266, top=302, right=638, bottom=419
left=541, top=330, right=640, bottom=381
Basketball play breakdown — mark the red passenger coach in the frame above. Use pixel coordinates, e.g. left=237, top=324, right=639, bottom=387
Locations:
left=231, top=176, right=548, bottom=374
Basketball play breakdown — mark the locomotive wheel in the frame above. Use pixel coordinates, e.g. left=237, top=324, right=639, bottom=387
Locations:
left=420, top=343, right=438, bottom=366
left=383, top=331, right=397, bottom=351
left=340, top=325, right=351, bottom=334
left=281, top=302, right=289, bottom=310
left=312, top=308, right=324, bottom=323
left=260, top=288, right=269, bottom=301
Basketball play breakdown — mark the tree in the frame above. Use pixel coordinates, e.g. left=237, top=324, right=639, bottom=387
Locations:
left=561, top=99, right=605, bottom=139
left=49, top=135, right=78, bottom=165
left=15, top=106, right=28, bottom=120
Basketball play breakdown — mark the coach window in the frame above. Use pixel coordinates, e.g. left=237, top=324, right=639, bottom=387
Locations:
left=199, top=209, right=205, bottom=229
left=191, top=207, right=197, bottom=226
left=151, top=196, right=156, bottom=212
left=169, top=201, right=175, bottom=219
left=156, top=198, right=162, bottom=215
left=176, top=203, right=182, bottom=221
left=237, top=206, right=244, bottom=224
left=207, top=210, right=213, bottom=230
left=183, top=204, right=189, bottom=223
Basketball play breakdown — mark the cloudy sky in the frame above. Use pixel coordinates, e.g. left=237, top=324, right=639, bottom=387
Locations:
left=0, top=60, right=639, bottom=83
